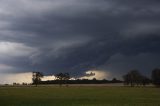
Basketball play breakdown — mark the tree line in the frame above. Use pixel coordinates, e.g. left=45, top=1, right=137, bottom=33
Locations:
left=123, top=68, right=160, bottom=87
left=32, top=72, right=122, bottom=86
left=32, top=68, right=160, bottom=87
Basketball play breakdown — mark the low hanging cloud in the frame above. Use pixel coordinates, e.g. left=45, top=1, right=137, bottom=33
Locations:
left=0, top=0, right=160, bottom=83
left=99, top=53, right=160, bottom=79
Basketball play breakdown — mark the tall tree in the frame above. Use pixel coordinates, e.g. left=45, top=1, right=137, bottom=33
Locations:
left=32, top=72, right=43, bottom=87
left=152, top=68, right=160, bottom=87
left=123, top=70, right=144, bottom=87
left=55, top=73, right=70, bottom=86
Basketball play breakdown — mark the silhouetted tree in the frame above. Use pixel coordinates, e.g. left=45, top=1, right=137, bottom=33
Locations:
left=152, top=68, right=160, bottom=87
left=55, top=73, right=70, bottom=86
left=32, top=72, right=43, bottom=87
left=123, top=70, right=143, bottom=87
left=92, top=78, right=97, bottom=81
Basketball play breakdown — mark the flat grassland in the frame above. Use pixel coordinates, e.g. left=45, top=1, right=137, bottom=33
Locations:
left=0, top=86, right=160, bottom=106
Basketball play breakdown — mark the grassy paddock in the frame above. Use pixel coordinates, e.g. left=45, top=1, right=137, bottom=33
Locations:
left=0, top=86, right=160, bottom=106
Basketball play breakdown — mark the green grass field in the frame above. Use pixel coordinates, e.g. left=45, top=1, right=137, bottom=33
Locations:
left=0, top=86, right=160, bottom=106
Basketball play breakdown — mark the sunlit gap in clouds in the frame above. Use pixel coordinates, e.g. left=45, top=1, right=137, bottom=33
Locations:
left=80, top=70, right=110, bottom=80
left=0, top=72, right=57, bottom=84
left=42, top=75, right=56, bottom=81
left=0, top=72, right=32, bottom=84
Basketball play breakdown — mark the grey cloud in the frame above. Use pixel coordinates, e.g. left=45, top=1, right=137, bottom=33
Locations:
left=0, top=0, right=160, bottom=79
left=121, top=23, right=160, bottom=38
left=100, top=53, right=160, bottom=79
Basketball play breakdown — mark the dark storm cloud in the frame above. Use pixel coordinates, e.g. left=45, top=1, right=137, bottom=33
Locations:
left=0, top=0, right=160, bottom=78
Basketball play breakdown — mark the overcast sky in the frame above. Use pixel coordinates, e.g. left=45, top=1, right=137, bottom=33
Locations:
left=0, top=0, right=160, bottom=83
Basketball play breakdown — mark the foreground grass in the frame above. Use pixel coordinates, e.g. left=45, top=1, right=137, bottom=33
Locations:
left=0, top=86, right=160, bottom=106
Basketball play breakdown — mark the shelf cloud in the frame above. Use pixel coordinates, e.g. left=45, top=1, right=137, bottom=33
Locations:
left=0, top=0, right=160, bottom=83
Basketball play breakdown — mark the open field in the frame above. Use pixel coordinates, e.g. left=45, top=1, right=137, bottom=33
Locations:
left=0, top=86, right=160, bottom=106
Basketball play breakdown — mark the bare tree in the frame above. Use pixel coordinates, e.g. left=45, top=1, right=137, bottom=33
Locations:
left=32, top=72, right=43, bottom=87
left=123, top=70, right=144, bottom=87
left=55, top=73, right=70, bottom=86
